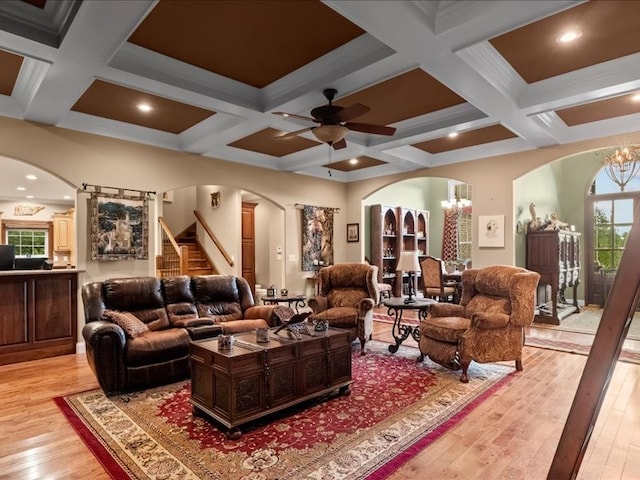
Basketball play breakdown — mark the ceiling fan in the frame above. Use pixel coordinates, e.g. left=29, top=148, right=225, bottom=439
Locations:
left=273, top=88, right=396, bottom=150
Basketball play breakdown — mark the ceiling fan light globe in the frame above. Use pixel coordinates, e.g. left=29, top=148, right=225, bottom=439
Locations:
left=312, top=125, right=348, bottom=144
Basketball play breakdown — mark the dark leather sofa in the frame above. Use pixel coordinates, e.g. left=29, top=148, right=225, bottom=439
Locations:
left=82, top=274, right=287, bottom=395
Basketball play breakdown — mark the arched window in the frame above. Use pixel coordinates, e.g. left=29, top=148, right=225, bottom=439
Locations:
left=586, top=167, right=640, bottom=305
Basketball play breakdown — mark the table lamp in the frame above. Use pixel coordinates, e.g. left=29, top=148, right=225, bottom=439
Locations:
left=396, top=250, right=421, bottom=303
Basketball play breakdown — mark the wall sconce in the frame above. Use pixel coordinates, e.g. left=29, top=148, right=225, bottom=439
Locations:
left=211, top=191, right=220, bottom=208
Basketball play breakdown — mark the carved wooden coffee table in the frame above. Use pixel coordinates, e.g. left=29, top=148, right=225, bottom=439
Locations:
left=189, top=326, right=352, bottom=439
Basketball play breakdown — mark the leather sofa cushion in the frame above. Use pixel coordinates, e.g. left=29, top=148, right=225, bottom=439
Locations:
left=103, top=310, right=149, bottom=338
left=125, top=329, right=190, bottom=367
left=103, top=277, right=170, bottom=331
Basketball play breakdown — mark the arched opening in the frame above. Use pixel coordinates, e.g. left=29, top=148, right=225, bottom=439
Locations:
left=0, top=155, right=76, bottom=269
left=362, top=176, right=472, bottom=297
left=159, top=184, right=286, bottom=300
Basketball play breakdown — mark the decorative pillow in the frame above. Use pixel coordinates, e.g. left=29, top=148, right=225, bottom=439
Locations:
left=103, top=310, right=149, bottom=338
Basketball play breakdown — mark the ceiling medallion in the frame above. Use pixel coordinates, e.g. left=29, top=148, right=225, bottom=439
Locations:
left=603, top=146, right=640, bottom=191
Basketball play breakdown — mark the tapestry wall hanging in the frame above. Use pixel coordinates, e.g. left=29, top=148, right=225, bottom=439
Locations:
left=90, top=191, right=149, bottom=260
left=302, top=205, right=334, bottom=271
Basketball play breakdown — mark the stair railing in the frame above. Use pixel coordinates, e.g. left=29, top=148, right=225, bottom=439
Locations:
left=194, top=210, right=234, bottom=267
left=157, top=217, right=189, bottom=277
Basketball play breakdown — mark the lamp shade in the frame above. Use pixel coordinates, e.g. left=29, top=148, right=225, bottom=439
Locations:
left=396, top=250, right=420, bottom=272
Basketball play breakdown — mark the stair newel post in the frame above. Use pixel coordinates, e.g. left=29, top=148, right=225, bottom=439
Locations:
left=180, top=245, right=189, bottom=275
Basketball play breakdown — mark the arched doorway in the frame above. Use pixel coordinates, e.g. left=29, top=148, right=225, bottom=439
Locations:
left=362, top=176, right=472, bottom=296
left=0, top=155, right=76, bottom=268
left=160, top=184, right=286, bottom=297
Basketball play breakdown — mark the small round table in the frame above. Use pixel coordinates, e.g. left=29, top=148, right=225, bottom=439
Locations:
left=383, top=297, right=437, bottom=354
left=262, top=295, right=307, bottom=313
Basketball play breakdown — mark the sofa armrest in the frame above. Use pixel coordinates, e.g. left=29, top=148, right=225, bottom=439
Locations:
left=82, top=321, right=127, bottom=395
left=244, top=305, right=288, bottom=327
left=308, top=295, right=328, bottom=313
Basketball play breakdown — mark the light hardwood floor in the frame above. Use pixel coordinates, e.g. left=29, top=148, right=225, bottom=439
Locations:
left=1, top=321, right=639, bottom=480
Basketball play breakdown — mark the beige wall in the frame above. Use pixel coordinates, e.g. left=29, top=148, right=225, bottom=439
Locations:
left=346, top=134, right=640, bottom=271
left=2, top=116, right=640, bottom=343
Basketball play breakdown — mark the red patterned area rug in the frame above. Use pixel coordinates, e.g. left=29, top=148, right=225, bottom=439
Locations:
left=55, top=341, right=512, bottom=480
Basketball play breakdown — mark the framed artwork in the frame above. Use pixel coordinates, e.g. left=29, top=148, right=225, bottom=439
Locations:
left=90, top=192, right=149, bottom=260
left=301, top=205, right=335, bottom=271
left=478, top=215, right=505, bottom=248
left=347, top=223, right=359, bottom=243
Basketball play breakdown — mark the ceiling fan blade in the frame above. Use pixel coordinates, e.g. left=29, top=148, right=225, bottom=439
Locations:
left=273, top=112, right=317, bottom=123
left=332, top=138, right=347, bottom=150
left=336, top=103, right=371, bottom=122
left=345, top=122, right=396, bottom=136
left=276, top=127, right=314, bottom=139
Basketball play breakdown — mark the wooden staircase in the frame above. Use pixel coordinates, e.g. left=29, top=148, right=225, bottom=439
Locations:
left=174, top=225, right=216, bottom=276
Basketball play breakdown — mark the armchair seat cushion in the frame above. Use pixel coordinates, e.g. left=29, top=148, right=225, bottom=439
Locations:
left=125, top=329, right=190, bottom=367
left=421, top=316, right=470, bottom=344
left=313, top=306, right=358, bottom=328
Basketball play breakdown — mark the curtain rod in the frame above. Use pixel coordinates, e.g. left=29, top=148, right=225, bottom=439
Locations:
left=294, top=203, right=340, bottom=213
left=80, top=183, right=156, bottom=197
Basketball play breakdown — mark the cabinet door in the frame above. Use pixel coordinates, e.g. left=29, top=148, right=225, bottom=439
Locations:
left=53, top=215, right=72, bottom=251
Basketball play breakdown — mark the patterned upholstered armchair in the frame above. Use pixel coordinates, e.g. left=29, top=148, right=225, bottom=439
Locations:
left=419, top=265, right=540, bottom=382
left=308, top=263, right=379, bottom=355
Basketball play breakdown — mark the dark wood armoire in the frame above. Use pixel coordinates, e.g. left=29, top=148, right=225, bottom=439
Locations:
left=526, top=229, right=581, bottom=324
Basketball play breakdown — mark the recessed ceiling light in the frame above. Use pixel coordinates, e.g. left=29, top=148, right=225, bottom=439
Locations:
left=63, top=195, right=71, bottom=200
left=349, top=158, right=358, bottom=164
left=137, top=103, right=153, bottom=113
left=25, top=174, right=37, bottom=180
left=16, top=186, right=26, bottom=191
left=555, top=29, right=583, bottom=44
left=448, top=132, right=458, bottom=138
left=26, top=195, right=34, bottom=199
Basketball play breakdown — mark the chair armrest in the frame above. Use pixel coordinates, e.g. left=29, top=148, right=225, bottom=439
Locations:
left=308, top=295, right=329, bottom=313
left=358, top=298, right=375, bottom=316
left=430, top=303, right=464, bottom=317
left=471, top=312, right=511, bottom=329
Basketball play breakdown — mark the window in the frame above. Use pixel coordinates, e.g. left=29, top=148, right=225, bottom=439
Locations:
left=593, top=198, right=633, bottom=270
left=3, top=221, right=51, bottom=258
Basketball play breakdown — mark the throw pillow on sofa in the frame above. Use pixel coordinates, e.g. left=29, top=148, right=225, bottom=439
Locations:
left=104, top=310, right=150, bottom=338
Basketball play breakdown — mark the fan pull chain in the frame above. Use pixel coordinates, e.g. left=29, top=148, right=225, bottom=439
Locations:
left=327, top=144, right=332, bottom=177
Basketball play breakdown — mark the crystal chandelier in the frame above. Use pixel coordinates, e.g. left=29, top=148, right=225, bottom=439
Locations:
left=441, top=196, right=472, bottom=214
left=603, top=146, right=640, bottom=192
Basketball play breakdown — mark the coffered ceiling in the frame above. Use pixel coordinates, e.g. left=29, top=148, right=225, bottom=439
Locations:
left=0, top=0, right=639, bottom=188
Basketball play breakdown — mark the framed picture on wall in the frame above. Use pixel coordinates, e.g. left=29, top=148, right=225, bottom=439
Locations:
left=90, top=192, right=149, bottom=260
left=478, top=215, right=505, bottom=248
left=347, top=223, right=359, bottom=243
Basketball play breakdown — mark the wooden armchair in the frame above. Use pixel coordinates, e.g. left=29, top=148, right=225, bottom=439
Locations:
left=420, top=256, right=457, bottom=302
left=308, top=263, right=379, bottom=354
left=420, top=265, right=540, bottom=382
